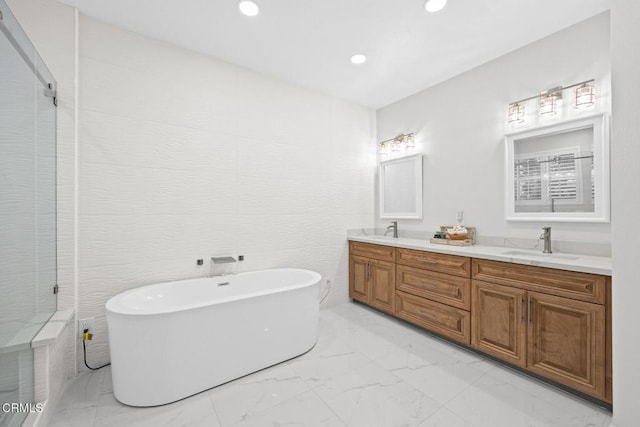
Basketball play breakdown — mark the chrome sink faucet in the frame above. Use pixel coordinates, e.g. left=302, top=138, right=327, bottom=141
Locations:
left=540, top=227, right=552, bottom=254
left=385, top=221, right=398, bottom=238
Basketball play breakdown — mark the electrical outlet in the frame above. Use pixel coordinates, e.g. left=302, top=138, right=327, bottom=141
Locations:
left=78, top=318, right=95, bottom=337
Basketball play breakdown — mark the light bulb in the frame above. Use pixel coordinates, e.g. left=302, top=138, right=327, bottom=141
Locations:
left=425, top=0, right=447, bottom=13
left=350, top=53, right=367, bottom=65
left=238, top=1, right=259, bottom=17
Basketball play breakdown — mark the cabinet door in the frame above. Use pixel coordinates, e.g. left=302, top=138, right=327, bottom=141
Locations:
left=527, top=292, right=606, bottom=399
left=471, top=280, right=527, bottom=368
left=349, top=255, right=369, bottom=303
left=369, top=259, right=395, bottom=314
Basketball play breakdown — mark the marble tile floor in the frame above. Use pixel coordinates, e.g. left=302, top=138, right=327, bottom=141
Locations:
left=49, top=302, right=612, bottom=427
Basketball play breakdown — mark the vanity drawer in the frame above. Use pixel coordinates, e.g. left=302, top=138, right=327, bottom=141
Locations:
left=397, top=248, right=471, bottom=278
left=350, top=241, right=395, bottom=262
left=472, top=259, right=606, bottom=304
left=396, top=265, right=470, bottom=310
left=395, top=291, right=471, bottom=345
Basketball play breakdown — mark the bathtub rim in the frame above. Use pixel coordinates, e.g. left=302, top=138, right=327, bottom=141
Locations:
left=105, top=268, right=321, bottom=316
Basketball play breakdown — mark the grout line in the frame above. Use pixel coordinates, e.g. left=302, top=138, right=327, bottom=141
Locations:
left=205, top=392, right=224, bottom=427
left=307, top=385, right=349, bottom=427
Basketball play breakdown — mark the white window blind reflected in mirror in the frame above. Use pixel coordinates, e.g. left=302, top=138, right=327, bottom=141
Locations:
left=505, top=113, right=609, bottom=222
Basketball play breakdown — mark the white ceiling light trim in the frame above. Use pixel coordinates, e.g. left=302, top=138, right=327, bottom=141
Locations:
left=350, top=53, right=367, bottom=65
left=238, top=1, right=259, bottom=17
left=425, top=0, right=447, bottom=13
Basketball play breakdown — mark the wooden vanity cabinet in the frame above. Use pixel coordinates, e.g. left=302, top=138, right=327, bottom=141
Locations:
left=395, top=248, right=472, bottom=345
left=348, top=240, right=612, bottom=403
left=349, top=242, right=395, bottom=314
left=471, top=259, right=610, bottom=402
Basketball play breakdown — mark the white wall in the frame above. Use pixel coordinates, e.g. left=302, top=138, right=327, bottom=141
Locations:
left=610, top=1, right=640, bottom=426
left=376, top=13, right=611, bottom=244
left=76, top=17, right=375, bottom=368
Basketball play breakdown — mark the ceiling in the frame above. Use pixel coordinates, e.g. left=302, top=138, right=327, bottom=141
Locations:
left=57, top=0, right=610, bottom=109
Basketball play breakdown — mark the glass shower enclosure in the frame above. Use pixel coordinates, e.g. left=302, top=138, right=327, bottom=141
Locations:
left=0, top=1, right=57, bottom=425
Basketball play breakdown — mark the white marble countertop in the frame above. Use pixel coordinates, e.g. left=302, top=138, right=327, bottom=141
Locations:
left=348, top=235, right=612, bottom=276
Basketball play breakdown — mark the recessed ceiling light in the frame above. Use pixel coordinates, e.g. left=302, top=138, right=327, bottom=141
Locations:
left=424, top=0, right=447, bottom=13
left=238, top=1, right=259, bottom=17
left=350, top=54, right=367, bottom=65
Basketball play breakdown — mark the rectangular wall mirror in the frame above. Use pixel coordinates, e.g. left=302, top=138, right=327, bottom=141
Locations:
left=379, top=153, right=423, bottom=219
left=505, top=113, right=609, bottom=222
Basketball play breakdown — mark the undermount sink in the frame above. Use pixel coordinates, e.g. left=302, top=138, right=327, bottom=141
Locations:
left=501, top=250, right=580, bottom=261
left=367, top=235, right=396, bottom=240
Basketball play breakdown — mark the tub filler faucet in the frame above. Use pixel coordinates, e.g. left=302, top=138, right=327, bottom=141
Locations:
left=210, top=256, right=237, bottom=277
left=211, top=256, right=236, bottom=264
left=540, top=227, right=552, bottom=254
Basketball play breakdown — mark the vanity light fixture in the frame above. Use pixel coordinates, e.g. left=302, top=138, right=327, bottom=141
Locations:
left=350, top=53, right=367, bottom=65
left=508, top=103, right=525, bottom=123
left=574, top=81, right=595, bottom=108
left=539, top=87, right=562, bottom=116
left=507, top=79, right=596, bottom=122
left=425, top=0, right=447, bottom=13
left=379, top=133, right=415, bottom=157
left=238, top=1, right=259, bottom=17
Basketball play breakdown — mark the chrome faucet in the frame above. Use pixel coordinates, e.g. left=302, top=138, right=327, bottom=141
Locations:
left=385, top=221, right=398, bottom=238
left=540, top=227, right=552, bottom=254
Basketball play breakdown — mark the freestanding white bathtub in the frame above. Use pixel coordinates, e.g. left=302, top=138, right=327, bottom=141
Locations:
left=105, top=268, right=321, bottom=407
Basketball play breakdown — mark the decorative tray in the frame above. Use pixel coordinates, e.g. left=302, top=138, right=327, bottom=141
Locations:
left=429, top=226, right=476, bottom=246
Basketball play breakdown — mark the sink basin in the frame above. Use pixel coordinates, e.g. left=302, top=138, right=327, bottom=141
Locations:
left=367, top=235, right=396, bottom=240
left=501, top=250, right=580, bottom=261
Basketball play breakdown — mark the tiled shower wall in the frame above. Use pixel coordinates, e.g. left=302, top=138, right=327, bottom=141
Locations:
left=77, top=17, right=375, bottom=368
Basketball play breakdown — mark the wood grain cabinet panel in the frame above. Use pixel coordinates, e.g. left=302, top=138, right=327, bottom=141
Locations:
left=471, top=280, right=527, bottom=368
left=348, top=242, right=395, bottom=314
left=349, top=255, right=369, bottom=303
left=397, top=248, right=471, bottom=278
left=397, top=264, right=470, bottom=310
left=527, top=291, right=606, bottom=399
left=369, top=259, right=396, bottom=313
left=350, top=241, right=396, bottom=262
left=395, top=291, right=470, bottom=345
left=472, top=259, right=605, bottom=304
